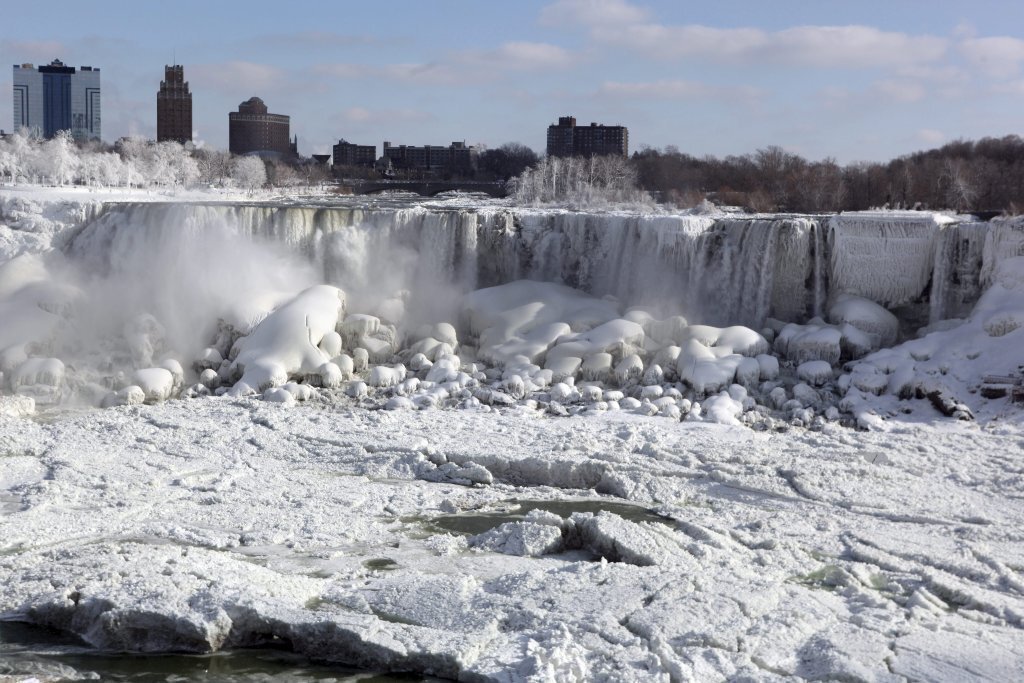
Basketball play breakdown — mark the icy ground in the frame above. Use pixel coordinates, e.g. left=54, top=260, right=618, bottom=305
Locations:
left=2, top=398, right=1024, bottom=681
left=2, top=188, right=1024, bottom=680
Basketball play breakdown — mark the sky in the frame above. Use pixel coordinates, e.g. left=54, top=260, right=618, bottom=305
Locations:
left=3, top=0, right=1024, bottom=163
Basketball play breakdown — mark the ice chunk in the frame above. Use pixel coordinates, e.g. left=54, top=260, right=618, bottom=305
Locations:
left=0, top=394, right=35, bottom=417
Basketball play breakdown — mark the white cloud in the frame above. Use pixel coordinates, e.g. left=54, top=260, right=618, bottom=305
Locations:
left=539, top=0, right=649, bottom=27
left=474, top=42, right=575, bottom=70
left=871, top=79, right=928, bottom=103
left=255, top=31, right=377, bottom=48
left=315, top=42, right=575, bottom=87
left=597, top=79, right=761, bottom=102
left=1, top=40, right=67, bottom=64
left=960, top=36, right=1024, bottom=79
left=592, top=24, right=948, bottom=69
left=336, top=107, right=432, bottom=125
left=191, top=61, right=287, bottom=94
left=315, top=62, right=463, bottom=85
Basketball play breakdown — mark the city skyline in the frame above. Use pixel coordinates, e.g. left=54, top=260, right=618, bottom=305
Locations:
left=3, top=0, right=1024, bottom=162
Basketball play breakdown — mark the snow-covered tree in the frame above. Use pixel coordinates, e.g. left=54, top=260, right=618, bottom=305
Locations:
left=231, top=156, right=267, bottom=195
left=42, top=130, right=80, bottom=186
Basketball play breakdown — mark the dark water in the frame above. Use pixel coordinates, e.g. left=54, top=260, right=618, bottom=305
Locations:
left=429, top=498, right=674, bottom=536
left=0, top=621, right=436, bottom=682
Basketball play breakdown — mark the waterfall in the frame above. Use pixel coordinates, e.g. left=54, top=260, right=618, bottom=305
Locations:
left=63, top=203, right=1010, bottom=342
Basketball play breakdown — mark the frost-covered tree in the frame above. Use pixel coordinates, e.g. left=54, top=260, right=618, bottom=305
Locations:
left=510, top=155, right=650, bottom=207
left=194, top=148, right=233, bottom=187
left=231, top=156, right=267, bottom=194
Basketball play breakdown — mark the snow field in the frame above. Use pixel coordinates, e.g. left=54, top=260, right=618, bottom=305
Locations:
left=1, top=396, right=1022, bottom=680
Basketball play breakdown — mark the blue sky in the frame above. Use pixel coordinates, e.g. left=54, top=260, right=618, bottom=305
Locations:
left=3, top=0, right=1024, bottom=162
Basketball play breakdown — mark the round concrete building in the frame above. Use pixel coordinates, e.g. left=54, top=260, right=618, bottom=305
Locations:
left=228, top=96, right=296, bottom=157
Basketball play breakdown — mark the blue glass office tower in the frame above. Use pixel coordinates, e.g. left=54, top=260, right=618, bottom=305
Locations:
left=13, top=59, right=101, bottom=140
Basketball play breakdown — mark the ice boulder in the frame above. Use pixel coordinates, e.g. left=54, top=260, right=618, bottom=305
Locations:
left=415, top=322, right=458, bottom=347
left=340, top=314, right=379, bottom=346
left=829, top=294, right=899, bottom=348
left=797, top=360, right=834, bottom=387
left=10, top=358, right=65, bottom=398
left=714, top=326, right=770, bottom=357
left=679, top=355, right=742, bottom=396
left=735, top=357, right=761, bottom=387
left=614, top=354, right=644, bottom=385
left=133, top=367, right=175, bottom=403
left=100, top=385, right=146, bottom=409
left=368, top=364, right=407, bottom=388
left=581, top=353, right=613, bottom=383
left=231, top=285, right=347, bottom=392
left=703, top=391, right=744, bottom=426
left=775, top=324, right=842, bottom=365
left=352, top=348, right=369, bottom=373
left=263, top=387, right=296, bottom=405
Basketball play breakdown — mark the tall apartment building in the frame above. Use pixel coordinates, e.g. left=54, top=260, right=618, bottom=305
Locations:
left=332, top=139, right=376, bottom=167
left=12, top=59, right=101, bottom=140
left=228, top=96, right=296, bottom=156
left=381, top=141, right=475, bottom=173
left=546, top=115, right=628, bottom=157
left=157, top=65, right=192, bottom=144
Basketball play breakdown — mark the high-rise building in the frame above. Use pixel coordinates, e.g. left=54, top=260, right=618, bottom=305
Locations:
left=546, top=115, right=628, bottom=158
left=157, top=65, right=192, bottom=144
left=228, top=96, right=296, bottom=157
left=12, top=59, right=101, bottom=140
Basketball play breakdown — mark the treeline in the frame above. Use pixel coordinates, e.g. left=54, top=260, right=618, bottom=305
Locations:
left=632, top=136, right=1024, bottom=213
left=0, top=130, right=330, bottom=192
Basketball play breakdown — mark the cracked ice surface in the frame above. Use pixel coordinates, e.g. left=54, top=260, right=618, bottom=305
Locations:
left=1, top=399, right=1023, bottom=680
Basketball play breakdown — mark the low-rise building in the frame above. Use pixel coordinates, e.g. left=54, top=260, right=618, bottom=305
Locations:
left=382, top=141, right=476, bottom=174
left=332, top=139, right=376, bottom=167
left=546, top=115, right=628, bottom=157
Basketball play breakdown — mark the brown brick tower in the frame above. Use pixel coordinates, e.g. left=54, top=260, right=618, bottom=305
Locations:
left=157, top=65, right=192, bottom=144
